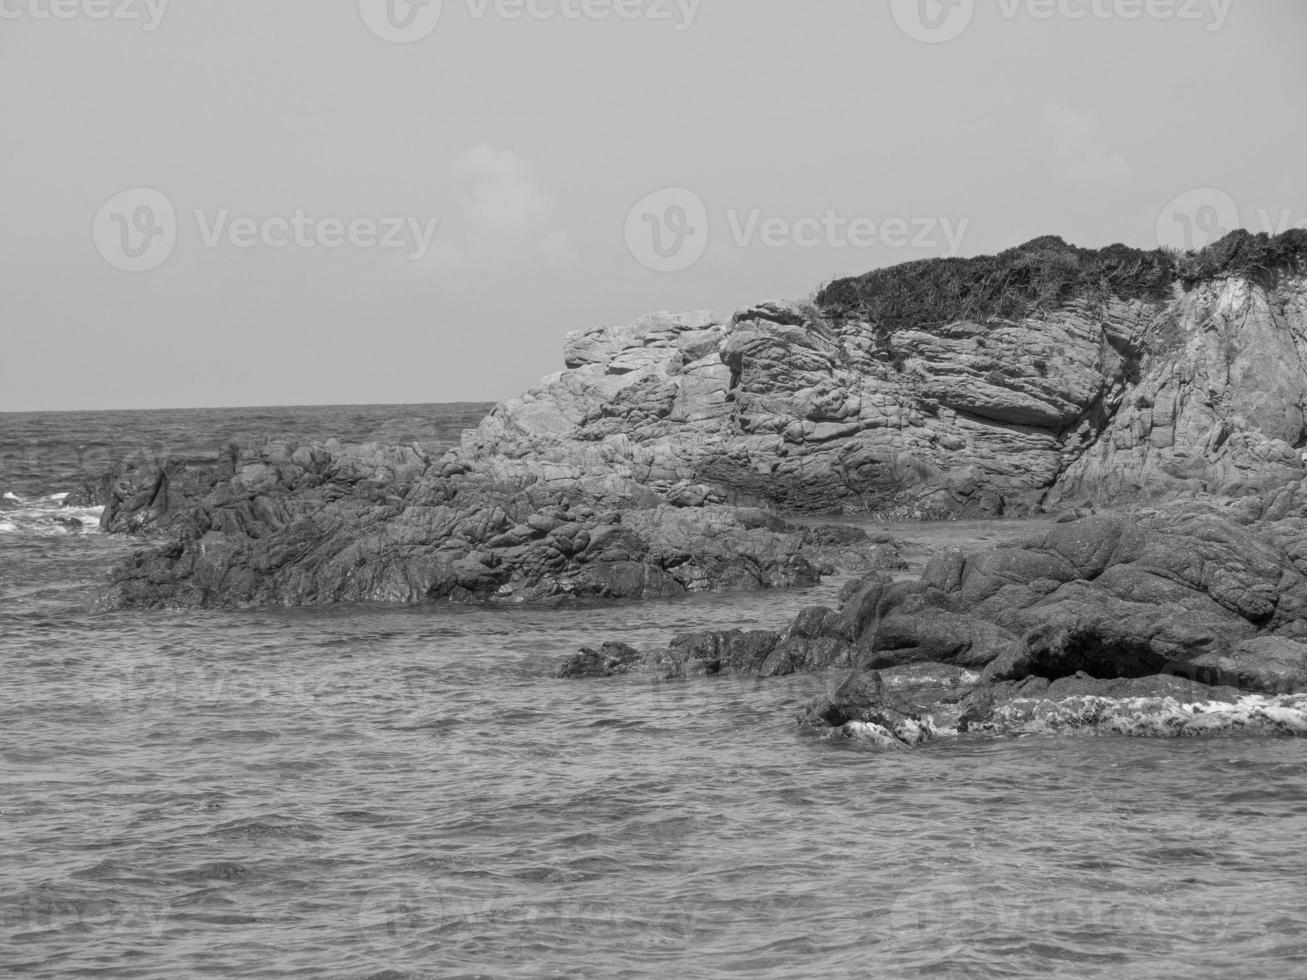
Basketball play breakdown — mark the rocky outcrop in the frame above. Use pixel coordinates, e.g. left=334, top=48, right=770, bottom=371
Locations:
left=456, top=231, right=1307, bottom=518
left=787, top=483, right=1307, bottom=746
left=100, top=437, right=863, bottom=608
left=96, top=230, right=1307, bottom=609
left=1045, top=276, right=1307, bottom=507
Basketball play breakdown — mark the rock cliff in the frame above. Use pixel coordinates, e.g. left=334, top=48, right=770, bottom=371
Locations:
left=98, top=230, right=1307, bottom=609
left=458, top=230, right=1307, bottom=516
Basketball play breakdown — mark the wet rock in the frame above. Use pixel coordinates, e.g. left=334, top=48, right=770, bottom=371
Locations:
left=798, top=670, right=938, bottom=748
left=557, top=642, right=644, bottom=679
left=649, top=629, right=782, bottom=679
left=954, top=674, right=1307, bottom=738
left=867, top=612, right=1019, bottom=670
left=836, top=501, right=1307, bottom=696
left=1179, top=637, right=1307, bottom=695
left=789, top=484, right=1307, bottom=744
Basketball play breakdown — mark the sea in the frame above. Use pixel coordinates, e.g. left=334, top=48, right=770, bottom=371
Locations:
left=2, top=404, right=1306, bottom=980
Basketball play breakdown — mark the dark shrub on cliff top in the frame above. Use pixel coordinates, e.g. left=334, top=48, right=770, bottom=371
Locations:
left=1175, top=228, right=1307, bottom=288
left=816, top=229, right=1307, bottom=333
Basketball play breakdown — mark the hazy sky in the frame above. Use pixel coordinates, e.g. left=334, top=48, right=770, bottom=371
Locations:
left=3, top=0, right=1305, bottom=411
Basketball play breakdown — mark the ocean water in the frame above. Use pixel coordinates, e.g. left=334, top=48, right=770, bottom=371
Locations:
left=2, top=404, right=1306, bottom=980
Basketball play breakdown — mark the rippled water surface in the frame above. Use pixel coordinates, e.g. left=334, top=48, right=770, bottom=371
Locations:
left=3, top=405, right=1306, bottom=979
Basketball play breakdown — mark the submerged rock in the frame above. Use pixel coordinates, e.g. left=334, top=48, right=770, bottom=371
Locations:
left=556, top=642, right=644, bottom=679
left=798, top=670, right=941, bottom=749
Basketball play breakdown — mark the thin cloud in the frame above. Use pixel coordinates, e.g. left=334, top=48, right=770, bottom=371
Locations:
left=452, top=145, right=559, bottom=239
left=1041, top=104, right=1132, bottom=184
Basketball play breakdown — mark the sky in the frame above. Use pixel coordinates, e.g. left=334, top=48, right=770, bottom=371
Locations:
left=2, top=0, right=1305, bottom=411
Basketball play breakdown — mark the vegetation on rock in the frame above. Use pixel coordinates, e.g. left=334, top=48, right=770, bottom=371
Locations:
left=814, top=229, right=1307, bottom=333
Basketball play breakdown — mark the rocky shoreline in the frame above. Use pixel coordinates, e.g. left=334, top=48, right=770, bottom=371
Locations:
left=81, top=229, right=1307, bottom=742
left=561, top=489, right=1307, bottom=745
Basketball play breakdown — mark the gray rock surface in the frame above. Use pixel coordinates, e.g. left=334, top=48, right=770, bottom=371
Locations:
left=100, top=436, right=848, bottom=608
left=95, top=232, right=1307, bottom=610
left=457, top=263, right=1307, bottom=517
left=791, top=485, right=1307, bottom=745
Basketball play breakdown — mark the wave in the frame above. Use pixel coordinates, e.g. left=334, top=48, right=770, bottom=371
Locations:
left=0, top=492, right=103, bottom=536
left=835, top=693, right=1307, bottom=748
left=979, top=693, right=1307, bottom=738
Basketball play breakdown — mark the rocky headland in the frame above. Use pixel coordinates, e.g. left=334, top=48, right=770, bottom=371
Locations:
left=86, top=228, right=1307, bottom=741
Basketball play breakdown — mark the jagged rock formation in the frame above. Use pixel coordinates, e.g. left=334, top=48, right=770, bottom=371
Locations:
left=457, top=230, right=1307, bottom=517
left=783, top=484, right=1307, bottom=746
left=562, top=481, right=1307, bottom=743
left=99, top=438, right=850, bottom=608
left=97, top=230, right=1307, bottom=609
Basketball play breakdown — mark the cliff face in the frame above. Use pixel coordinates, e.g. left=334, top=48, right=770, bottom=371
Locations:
left=99, top=231, right=1307, bottom=608
left=1048, top=275, right=1307, bottom=505
left=455, top=235, right=1307, bottom=517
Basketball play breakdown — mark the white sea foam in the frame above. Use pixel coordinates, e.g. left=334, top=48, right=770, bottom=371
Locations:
left=837, top=694, right=1307, bottom=748
left=0, top=502, right=104, bottom=536
left=991, top=694, right=1307, bottom=738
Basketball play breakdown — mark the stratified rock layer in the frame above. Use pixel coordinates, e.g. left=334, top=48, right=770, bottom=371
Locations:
left=458, top=234, right=1307, bottom=517
left=98, top=231, right=1307, bottom=609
